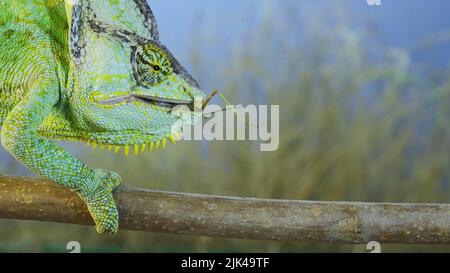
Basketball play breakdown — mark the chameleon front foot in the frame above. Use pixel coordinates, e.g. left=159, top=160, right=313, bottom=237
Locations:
left=78, top=169, right=121, bottom=234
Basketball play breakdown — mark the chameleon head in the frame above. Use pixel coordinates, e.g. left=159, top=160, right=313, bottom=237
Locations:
left=71, top=40, right=205, bottom=147
left=57, top=2, right=207, bottom=151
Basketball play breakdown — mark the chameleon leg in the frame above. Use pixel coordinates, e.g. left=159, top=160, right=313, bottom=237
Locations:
left=0, top=79, right=120, bottom=234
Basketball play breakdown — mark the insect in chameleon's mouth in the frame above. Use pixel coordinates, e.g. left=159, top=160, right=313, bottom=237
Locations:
left=97, top=94, right=193, bottom=109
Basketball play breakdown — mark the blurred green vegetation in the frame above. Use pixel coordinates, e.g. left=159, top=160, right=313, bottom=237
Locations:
left=0, top=3, right=449, bottom=252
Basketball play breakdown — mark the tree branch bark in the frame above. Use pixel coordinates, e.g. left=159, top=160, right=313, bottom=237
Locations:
left=0, top=176, right=449, bottom=244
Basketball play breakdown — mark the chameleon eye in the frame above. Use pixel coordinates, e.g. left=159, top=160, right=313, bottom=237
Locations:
left=132, top=44, right=171, bottom=88
left=151, top=64, right=161, bottom=72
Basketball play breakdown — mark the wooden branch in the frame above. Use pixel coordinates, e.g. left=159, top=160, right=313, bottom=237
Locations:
left=0, top=176, right=449, bottom=244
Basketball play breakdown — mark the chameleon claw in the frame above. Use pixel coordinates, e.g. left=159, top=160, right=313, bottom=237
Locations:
left=107, top=145, right=113, bottom=152
left=154, top=140, right=160, bottom=150
left=134, top=144, right=139, bottom=156
left=161, top=138, right=166, bottom=149
left=79, top=169, right=121, bottom=234
left=124, top=145, right=129, bottom=156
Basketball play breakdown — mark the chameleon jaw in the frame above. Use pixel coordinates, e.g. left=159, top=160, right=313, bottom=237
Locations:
left=96, top=94, right=193, bottom=110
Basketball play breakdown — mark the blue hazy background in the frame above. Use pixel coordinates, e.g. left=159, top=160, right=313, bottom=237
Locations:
left=153, top=0, right=450, bottom=68
left=0, top=0, right=449, bottom=252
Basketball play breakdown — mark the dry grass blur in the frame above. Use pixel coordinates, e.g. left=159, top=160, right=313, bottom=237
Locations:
left=0, top=2, right=449, bottom=252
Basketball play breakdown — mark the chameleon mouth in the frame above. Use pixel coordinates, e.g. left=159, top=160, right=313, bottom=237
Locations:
left=98, top=94, right=192, bottom=109
left=133, top=94, right=192, bottom=109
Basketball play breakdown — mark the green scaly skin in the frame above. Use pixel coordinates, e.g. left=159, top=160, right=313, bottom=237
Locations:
left=0, top=0, right=206, bottom=234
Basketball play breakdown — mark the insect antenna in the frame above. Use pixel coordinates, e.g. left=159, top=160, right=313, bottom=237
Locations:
left=202, top=89, right=259, bottom=128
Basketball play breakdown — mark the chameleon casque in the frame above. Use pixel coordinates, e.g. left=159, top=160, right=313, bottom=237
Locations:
left=0, top=0, right=206, bottom=234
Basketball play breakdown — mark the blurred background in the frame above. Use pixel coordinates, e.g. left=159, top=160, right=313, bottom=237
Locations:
left=0, top=0, right=449, bottom=252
